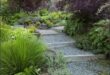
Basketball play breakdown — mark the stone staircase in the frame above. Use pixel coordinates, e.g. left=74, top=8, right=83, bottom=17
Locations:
left=37, top=26, right=110, bottom=75
left=38, top=27, right=104, bottom=61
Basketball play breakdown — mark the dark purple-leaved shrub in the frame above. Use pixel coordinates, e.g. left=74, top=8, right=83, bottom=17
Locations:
left=65, top=0, right=109, bottom=34
left=69, top=0, right=108, bottom=21
left=8, top=0, right=44, bottom=11
left=56, top=0, right=67, bottom=10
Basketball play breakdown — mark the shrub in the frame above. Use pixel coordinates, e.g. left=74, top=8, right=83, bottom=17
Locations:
left=15, top=66, right=40, bottom=75
left=75, top=35, right=92, bottom=50
left=47, top=53, right=71, bottom=75
left=0, top=28, right=46, bottom=75
left=88, top=19, right=110, bottom=53
left=64, top=17, right=84, bottom=36
left=8, top=0, right=43, bottom=11
left=27, top=25, right=37, bottom=33
left=1, top=11, right=29, bottom=25
left=75, top=19, right=110, bottom=54
left=40, top=10, right=71, bottom=28
left=69, top=0, right=107, bottom=20
left=38, top=9, right=49, bottom=16
left=66, top=0, right=108, bottom=34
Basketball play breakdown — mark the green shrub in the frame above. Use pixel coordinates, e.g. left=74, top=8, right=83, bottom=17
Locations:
left=0, top=28, right=46, bottom=75
left=47, top=53, right=71, bottom=75
left=47, top=53, right=66, bottom=69
left=11, top=12, right=28, bottom=25
left=64, top=17, right=84, bottom=36
left=75, top=35, right=92, bottom=50
left=15, top=66, right=40, bottom=75
left=1, top=10, right=28, bottom=25
left=88, top=19, right=110, bottom=53
left=40, top=10, right=71, bottom=28
left=75, top=19, right=110, bottom=54
left=38, top=9, right=49, bottom=16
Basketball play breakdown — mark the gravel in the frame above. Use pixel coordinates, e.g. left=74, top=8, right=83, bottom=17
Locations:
left=42, top=34, right=75, bottom=44
left=52, top=46, right=93, bottom=56
left=67, top=61, right=110, bottom=75
left=40, top=29, right=110, bottom=75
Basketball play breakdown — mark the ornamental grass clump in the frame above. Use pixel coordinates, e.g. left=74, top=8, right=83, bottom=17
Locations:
left=0, top=28, right=47, bottom=75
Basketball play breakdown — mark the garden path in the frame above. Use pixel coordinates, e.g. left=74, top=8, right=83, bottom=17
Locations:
left=38, top=26, right=110, bottom=75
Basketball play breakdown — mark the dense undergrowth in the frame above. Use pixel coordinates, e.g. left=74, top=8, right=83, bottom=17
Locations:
left=64, top=0, right=110, bottom=57
left=65, top=16, right=110, bottom=55
left=1, top=8, right=70, bottom=28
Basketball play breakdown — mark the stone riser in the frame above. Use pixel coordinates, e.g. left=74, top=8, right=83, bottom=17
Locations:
left=65, top=55, right=105, bottom=62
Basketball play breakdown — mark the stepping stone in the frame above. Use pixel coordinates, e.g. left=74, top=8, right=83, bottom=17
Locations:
left=37, top=29, right=59, bottom=35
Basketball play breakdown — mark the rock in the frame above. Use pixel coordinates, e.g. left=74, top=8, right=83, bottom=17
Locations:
left=105, top=52, right=110, bottom=59
left=39, top=23, right=48, bottom=29
left=17, top=18, right=26, bottom=24
left=31, top=17, right=41, bottom=23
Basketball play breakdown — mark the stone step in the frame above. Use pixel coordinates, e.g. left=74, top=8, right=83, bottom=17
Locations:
left=51, top=46, right=93, bottom=56
left=37, top=29, right=60, bottom=35
left=65, top=54, right=105, bottom=62
left=51, top=26, right=64, bottom=32
left=47, top=41, right=74, bottom=47
left=48, top=42, right=75, bottom=49
left=42, top=34, right=75, bottom=45
left=67, top=61, right=110, bottom=75
left=49, top=46, right=105, bottom=61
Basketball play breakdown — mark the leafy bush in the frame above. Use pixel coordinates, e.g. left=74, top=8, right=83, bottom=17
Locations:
left=15, top=66, right=40, bottom=75
left=11, top=12, right=29, bottom=25
left=38, top=9, right=49, bottom=16
left=47, top=53, right=71, bottom=75
left=64, top=17, right=84, bottom=36
left=47, top=53, right=66, bottom=69
left=65, top=0, right=108, bottom=35
left=39, top=10, right=71, bottom=28
left=1, top=11, right=29, bottom=25
left=0, top=28, right=47, bottom=75
left=75, top=35, right=92, bottom=50
left=69, top=0, right=107, bottom=20
left=88, top=19, right=110, bottom=53
left=75, top=19, right=110, bottom=54
left=8, top=0, right=43, bottom=11
left=27, top=25, right=37, bottom=33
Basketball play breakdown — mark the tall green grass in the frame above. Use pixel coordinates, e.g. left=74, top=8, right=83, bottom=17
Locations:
left=0, top=28, right=47, bottom=75
left=0, top=22, right=12, bottom=42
